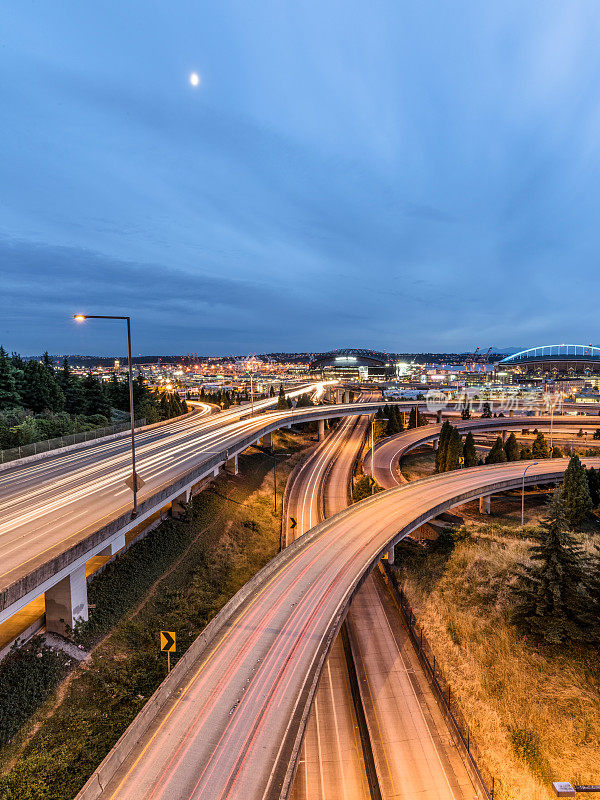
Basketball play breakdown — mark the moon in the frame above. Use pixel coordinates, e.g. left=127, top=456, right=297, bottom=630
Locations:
left=189, top=72, right=200, bottom=87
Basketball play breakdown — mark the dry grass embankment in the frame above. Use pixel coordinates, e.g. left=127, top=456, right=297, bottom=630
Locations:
left=396, top=522, right=600, bottom=800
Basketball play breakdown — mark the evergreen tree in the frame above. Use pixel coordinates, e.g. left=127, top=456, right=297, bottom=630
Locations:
left=485, top=436, right=507, bottom=464
left=463, top=431, right=478, bottom=467
left=82, top=373, right=110, bottom=418
left=269, top=385, right=275, bottom=398
left=561, top=454, right=593, bottom=526
left=512, top=490, right=597, bottom=643
left=531, top=431, right=551, bottom=459
left=504, top=432, right=520, bottom=462
left=59, top=357, right=84, bottom=415
left=481, top=402, right=492, bottom=418
left=586, top=466, right=600, bottom=507
left=276, top=383, right=288, bottom=410
left=435, top=419, right=453, bottom=473
left=20, top=360, right=64, bottom=413
left=444, top=427, right=463, bottom=471
left=0, top=346, right=20, bottom=410
left=408, top=406, right=417, bottom=429
left=460, top=398, right=471, bottom=420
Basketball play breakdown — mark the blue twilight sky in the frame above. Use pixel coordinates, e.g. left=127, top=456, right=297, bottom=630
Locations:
left=2, top=1, right=600, bottom=356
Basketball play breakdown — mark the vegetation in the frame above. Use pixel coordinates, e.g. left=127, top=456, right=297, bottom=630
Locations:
left=376, top=404, right=405, bottom=436
left=352, top=474, right=383, bottom=502
left=504, top=432, right=520, bottom=461
left=561, top=454, right=593, bottom=526
left=408, top=404, right=427, bottom=429
left=485, top=436, right=507, bottom=464
left=396, top=518, right=600, bottom=800
left=462, top=431, right=478, bottom=467
left=512, top=489, right=598, bottom=643
left=0, top=348, right=187, bottom=450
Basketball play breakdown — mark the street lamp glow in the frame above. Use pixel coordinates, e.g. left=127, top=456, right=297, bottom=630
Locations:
left=74, top=314, right=86, bottom=322
left=189, top=72, right=200, bottom=87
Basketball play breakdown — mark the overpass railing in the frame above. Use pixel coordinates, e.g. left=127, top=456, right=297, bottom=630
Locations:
left=0, top=418, right=146, bottom=465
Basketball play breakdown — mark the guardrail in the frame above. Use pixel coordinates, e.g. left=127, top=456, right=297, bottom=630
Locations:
left=0, top=419, right=146, bottom=464
left=381, top=562, right=495, bottom=800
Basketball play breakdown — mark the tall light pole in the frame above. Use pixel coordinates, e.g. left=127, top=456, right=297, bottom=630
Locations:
left=74, top=314, right=139, bottom=517
left=521, top=461, right=539, bottom=527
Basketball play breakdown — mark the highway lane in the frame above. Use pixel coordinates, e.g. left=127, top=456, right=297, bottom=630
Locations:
left=347, top=574, right=472, bottom=800
left=78, top=453, right=590, bottom=800
left=364, top=416, right=600, bottom=491
left=0, top=386, right=363, bottom=595
left=287, top=398, right=375, bottom=800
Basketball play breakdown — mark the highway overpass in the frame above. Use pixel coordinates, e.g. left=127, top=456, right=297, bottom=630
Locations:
left=76, top=455, right=600, bottom=800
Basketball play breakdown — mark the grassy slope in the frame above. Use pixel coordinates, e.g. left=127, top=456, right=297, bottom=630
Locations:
left=0, top=430, right=311, bottom=800
left=397, top=523, right=600, bottom=800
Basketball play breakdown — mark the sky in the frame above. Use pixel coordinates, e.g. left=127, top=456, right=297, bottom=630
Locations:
left=2, top=1, right=600, bottom=356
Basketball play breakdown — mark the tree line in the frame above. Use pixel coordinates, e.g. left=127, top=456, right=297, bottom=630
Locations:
left=0, top=347, right=187, bottom=449
left=435, top=421, right=572, bottom=474
left=375, top=404, right=427, bottom=437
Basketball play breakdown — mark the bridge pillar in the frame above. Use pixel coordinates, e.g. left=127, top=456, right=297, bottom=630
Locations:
left=45, top=565, right=88, bottom=637
left=318, top=419, right=325, bottom=441
left=172, top=487, right=192, bottom=518
left=344, top=390, right=350, bottom=404
left=263, top=431, right=273, bottom=449
left=387, top=544, right=395, bottom=565
left=436, top=410, right=443, bottom=423
left=227, top=453, right=239, bottom=475
left=432, top=437, right=439, bottom=451
left=479, top=495, right=491, bottom=515
left=97, top=533, right=126, bottom=558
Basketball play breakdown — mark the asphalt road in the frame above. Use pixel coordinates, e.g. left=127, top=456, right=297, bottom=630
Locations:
left=364, top=416, right=600, bottom=491
left=2, top=389, right=402, bottom=598
left=77, top=437, right=591, bottom=800
left=287, top=404, right=373, bottom=800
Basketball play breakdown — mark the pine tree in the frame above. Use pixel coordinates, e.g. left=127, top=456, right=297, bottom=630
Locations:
left=276, top=384, right=288, bottom=410
left=561, top=454, right=593, bottom=526
left=408, top=406, right=417, bottom=429
left=59, top=357, right=85, bottom=415
left=20, top=360, right=64, bottom=413
left=531, top=431, right=551, bottom=459
left=485, top=436, right=507, bottom=464
left=512, top=490, right=598, bottom=643
left=460, top=398, right=471, bottom=420
left=435, top=419, right=453, bottom=473
left=396, top=405, right=405, bottom=432
left=0, top=346, right=20, bottom=410
left=481, top=402, right=492, bottom=418
left=586, top=466, right=600, bottom=507
left=444, top=427, right=463, bottom=471
left=82, top=373, right=110, bottom=418
left=504, top=432, right=520, bottom=461
left=463, top=432, right=478, bottom=467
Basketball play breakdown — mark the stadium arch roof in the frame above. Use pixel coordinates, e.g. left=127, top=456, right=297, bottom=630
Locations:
left=498, top=344, right=600, bottom=365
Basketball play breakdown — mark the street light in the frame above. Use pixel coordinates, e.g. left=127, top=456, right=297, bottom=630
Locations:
left=521, top=461, right=539, bottom=527
left=74, top=314, right=139, bottom=516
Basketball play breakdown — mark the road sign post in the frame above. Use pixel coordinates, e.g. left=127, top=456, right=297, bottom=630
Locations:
left=160, top=631, right=176, bottom=673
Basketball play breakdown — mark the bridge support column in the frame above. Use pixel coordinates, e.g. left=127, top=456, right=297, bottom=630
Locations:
left=436, top=410, right=443, bottom=423
left=263, top=432, right=273, bottom=449
left=172, top=487, right=191, bottom=518
left=479, top=495, right=491, bottom=515
left=432, top=437, right=439, bottom=452
left=45, top=565, right=88, bottom=637
left=227, top=453, right=239, bottom=475
left=97, top=533, right=126, bottom=558
left=387, top=544, right=395, bottom=565
left=318, top=419, right=325, bottom=441
left=343, top=390, right=350, bottom=404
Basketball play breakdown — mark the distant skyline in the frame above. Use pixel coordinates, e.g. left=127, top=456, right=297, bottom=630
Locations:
left=2, top=2, right=600, bottom=355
